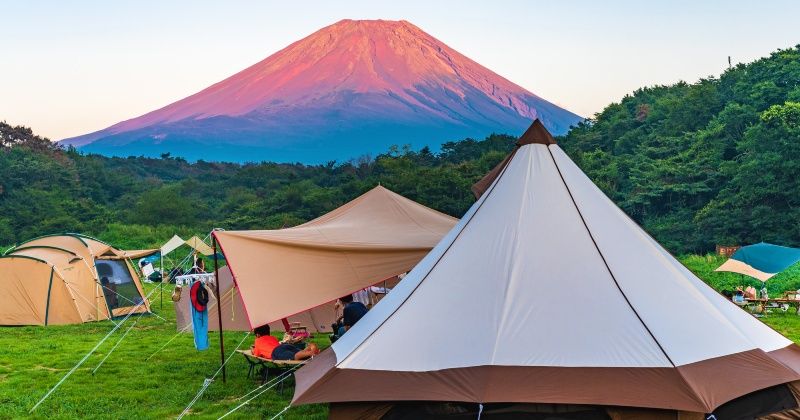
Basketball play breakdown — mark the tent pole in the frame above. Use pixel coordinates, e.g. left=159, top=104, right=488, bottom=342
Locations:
left=213, top=234, right=226, bottom=383
left=160, top=253, right=164, bottom=311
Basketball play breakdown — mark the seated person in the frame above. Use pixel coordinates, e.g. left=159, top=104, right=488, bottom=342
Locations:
left=331, top=294, right=369, bottom=341
left=188, top=258, right=206, bottom=275
left=252, top=324, right=280, bottom=359
left=252, top=324, right=319, bottom=361
left=733, top=286, right=745, bottom=303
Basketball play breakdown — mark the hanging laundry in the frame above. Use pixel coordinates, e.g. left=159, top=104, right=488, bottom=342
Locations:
left=190, top=281, right=209, bottom=351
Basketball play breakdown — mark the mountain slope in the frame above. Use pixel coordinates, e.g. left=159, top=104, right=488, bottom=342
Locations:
left=62, top=19, right=582, bottom=163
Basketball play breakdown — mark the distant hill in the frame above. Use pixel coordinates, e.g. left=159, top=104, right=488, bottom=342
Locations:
left=60, top=19, right=581, bottom=163
left=562, top=45, right=800, bottom=252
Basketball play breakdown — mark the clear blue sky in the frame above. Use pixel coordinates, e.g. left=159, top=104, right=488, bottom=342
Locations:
left=2, top=0, right=799, bottom=140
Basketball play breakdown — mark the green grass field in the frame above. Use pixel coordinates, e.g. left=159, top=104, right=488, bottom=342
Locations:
left=0, top=284, right=328, bottom=419
left=1, top=255, right=800, bottom=419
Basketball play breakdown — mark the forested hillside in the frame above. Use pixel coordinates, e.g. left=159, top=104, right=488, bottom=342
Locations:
left=1, top=45, right=798, bottom=253
left=563, top=45, right=800, bottom=252
left=0, top=123, right=513, bottom=249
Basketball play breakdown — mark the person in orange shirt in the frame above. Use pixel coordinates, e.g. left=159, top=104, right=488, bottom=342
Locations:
left=252, top=324, right=280, bottom=359
left=252, top=324, right=320, bottom=360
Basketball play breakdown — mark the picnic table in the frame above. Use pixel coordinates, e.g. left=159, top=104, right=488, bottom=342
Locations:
left=739, top=297, right=800, bottom=315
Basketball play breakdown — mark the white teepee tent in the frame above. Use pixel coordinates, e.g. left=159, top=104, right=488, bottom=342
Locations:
left=293, top=120, right=800, bottom=417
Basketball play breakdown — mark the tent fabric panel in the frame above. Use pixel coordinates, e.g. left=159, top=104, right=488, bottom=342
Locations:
left=45, top=271, right=85, bottom=325
left=715, top=258, right=774, bottom=281
left=18, top=235, right=94, bottom=263
left=185, top=236, right=214, bottom=256
left=731, top=243, right=800, bottom=275
left=60, top=258, right=110, bottom=322
left=8, top=247, right=77, bottom=267
left=548, top=145, right=793, bottom=366
left=214, top=186, right=457, bottom=329
left=336, top=145, right=670, bottom=371
left=0, top=257, right=84, bottom=326
left=122, top=249, right=159, bottom=259
left=216, top=232, right=433, bottom=329
left=173, top=266, right=337, bottom=332
left=295, top=349, right=798, bottom=412
left=160, top=235, right=186, bottom=256
left=0, top=258, right=51, bottom=325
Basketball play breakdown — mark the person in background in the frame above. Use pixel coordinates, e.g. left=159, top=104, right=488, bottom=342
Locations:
left=252, top=324, right=319, bottom=361
left=188, top=257, right=206, bottom=274
left=733, top=286, right=745, bottom=303
left=334, top=294, right=369, bottom=337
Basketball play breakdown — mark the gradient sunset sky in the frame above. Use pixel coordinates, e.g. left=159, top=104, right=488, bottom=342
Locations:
left=3, top=0, right=799, bottom=140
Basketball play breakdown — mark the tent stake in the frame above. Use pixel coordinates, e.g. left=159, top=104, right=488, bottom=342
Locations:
left=213, top=234, right=226, bottom=383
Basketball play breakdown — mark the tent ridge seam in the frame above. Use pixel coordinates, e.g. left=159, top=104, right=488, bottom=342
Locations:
left=335, top=144, right=517, bottom=369
left=545, top=146, right=676, bottom=366
left=545, top=145, right=711, bottom=409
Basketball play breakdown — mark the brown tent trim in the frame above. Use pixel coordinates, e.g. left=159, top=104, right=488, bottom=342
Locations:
left=294, top=348, right=800, bottom=413
left=471, top=119, right=557, bottom=199
left=517, top=119, right=557, bottom=146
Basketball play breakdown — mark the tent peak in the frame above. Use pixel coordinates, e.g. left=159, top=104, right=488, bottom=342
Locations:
left=517, top=119, right=556, bottom=146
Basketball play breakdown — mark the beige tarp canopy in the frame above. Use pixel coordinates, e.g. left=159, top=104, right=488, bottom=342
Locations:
left=184, top=236, right=214, bottom=256
left=0, top=234, right=150, bottom=326
left=122, top=249, right=159, bottom=259
left=214, top=185, right=457, bottom=329
left=174, top=266, right=338, bottom=333
left=160, top=235, right=214, bottom=257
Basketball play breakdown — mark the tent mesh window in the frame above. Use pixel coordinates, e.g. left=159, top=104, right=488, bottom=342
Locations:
left=96, top=260, right=144, bottom=312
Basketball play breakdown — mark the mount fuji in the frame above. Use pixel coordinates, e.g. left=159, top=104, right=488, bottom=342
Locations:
left=61, top=19, right=582, bottom=163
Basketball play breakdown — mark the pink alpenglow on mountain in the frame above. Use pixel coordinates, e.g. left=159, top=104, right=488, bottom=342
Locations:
left=61, top=19, right=582, bottom=163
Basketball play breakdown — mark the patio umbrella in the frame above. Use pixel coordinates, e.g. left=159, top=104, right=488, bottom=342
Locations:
left=715, top=242, right=800, bottom=281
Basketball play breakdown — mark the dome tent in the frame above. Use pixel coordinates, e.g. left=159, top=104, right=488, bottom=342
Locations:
left=0, top=233, right=150, bottom=325
left=292, top=120, right=800, bottom=419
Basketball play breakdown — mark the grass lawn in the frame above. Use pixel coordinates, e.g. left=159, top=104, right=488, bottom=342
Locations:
left=0, top=283, right=328, bottom=419
left=2, top=267, right=800, bottom=419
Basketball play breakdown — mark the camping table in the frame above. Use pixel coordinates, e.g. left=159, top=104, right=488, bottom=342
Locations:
left=174, top=273, right=216, bottom=286
left=743, top=298, right=800, bottom=315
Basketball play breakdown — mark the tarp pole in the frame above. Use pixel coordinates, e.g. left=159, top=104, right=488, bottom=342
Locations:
left=213, top=234, right=226, bottom=383
left=160, top=252, right=164, bottom=311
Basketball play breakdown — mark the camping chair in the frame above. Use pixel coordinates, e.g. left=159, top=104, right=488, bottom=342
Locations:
left=236, top=349, right=303, bottom=393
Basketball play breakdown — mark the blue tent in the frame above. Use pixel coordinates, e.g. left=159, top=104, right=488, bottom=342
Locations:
left=716, top=242, right=800, bottom=281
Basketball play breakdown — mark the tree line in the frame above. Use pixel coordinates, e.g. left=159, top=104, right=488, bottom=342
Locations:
left=1, top=45, right=799, bottom=253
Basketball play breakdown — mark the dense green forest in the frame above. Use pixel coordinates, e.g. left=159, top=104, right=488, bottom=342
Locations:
left=1, top=45, right=799, bottom=253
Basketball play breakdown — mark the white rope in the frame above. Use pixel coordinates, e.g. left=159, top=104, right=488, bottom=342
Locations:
left=29, top=285, right=159, bottom=412
left=478, top=403, right=484, bottom=419
left=61, top=280, right=118, bottom=327
left=234, top=363, right=301, bottom=402
left=91, top=316, right=140, bottom=374
left=219, top=362, right=305, bottom=419
left=96, top=281, right=168, bottom=322
left=176, top=332, right=251, bottom=420
left=145, top=324, right=192, bottom=361
left=269, top=405, right=291, bottom=420
left=143, top=296, right=221, bottom=362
